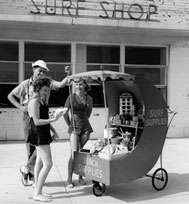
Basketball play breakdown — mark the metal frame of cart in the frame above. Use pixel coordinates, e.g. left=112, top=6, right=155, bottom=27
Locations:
left=68, top=70, right=174, bottom=196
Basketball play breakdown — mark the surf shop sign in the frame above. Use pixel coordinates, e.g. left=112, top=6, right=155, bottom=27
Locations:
left=30, top=0, right=158, bottom=21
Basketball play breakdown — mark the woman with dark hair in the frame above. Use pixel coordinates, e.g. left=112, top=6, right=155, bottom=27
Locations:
left=64, top=78, right=93, bottom=188
left=27, top=76, right=66, bottom=202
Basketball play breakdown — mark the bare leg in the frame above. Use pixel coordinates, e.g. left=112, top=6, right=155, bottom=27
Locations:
left=33, top=152, right=43, bottom=188
left=67, top=156, right=74, bottom=188
left=33, top=145, right=52, bottom=201
left=67, top=132, right=79, bottom=188
left=27, top=147, right=36, bottom=175
left=78, top=132, right=90, bottom=184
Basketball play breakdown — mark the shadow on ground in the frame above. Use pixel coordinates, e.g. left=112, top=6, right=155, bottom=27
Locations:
left=104, top=172, right=189, bottom=202
left=44, top=173, right=189, bottom=202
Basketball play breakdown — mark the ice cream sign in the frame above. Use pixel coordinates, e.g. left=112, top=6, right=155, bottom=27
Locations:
left=145, top=108, right=168, bottom=127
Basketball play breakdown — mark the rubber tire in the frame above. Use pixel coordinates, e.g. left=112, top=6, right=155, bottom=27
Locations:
left=152, top=168, right=168, bottom=191
left=92, top=182, right=106, bottom=197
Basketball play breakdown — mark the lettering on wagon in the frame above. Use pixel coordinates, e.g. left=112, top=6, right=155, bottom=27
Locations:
left=145, top=108, right=168, bottom=127
left=30, top=0, right=158, bottom=21
left=77, top=157, right=103, bottom=178
left=78, top=164, right=103, bottom=178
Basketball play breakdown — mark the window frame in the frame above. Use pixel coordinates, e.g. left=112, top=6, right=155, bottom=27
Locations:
left=124, top=45, right=168, bottom=100
left=86, top=44, right=121, bottom=72
left=0, top=40, right=19, bottom=84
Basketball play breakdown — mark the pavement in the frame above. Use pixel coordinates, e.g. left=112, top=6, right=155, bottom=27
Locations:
left=0, top=138, right=189, bottom=204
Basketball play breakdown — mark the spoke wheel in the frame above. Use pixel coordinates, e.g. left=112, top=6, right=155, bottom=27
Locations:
left=152, top=168, right=168, bottom=191
left=92, top=181, right=106, bottom=197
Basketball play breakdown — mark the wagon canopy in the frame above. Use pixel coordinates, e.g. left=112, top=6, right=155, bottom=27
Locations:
left=67, top=70, right=135, bottom=83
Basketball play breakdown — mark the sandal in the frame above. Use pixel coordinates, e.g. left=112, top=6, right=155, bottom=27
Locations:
left=20, top=166, right=29, bottom=186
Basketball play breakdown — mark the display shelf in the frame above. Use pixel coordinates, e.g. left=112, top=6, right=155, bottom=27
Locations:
left=112, top=123, right=143, bottom=129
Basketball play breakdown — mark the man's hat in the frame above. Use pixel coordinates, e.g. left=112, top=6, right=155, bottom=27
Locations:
left=32, top=60, right=49, bottom=71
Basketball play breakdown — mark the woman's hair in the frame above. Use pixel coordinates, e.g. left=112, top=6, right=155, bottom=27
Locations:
left=74, top=78, right=90, bottom=93
left=83, top=80, right=90, bottom=92
left=33, top=76, right=51, bottom=93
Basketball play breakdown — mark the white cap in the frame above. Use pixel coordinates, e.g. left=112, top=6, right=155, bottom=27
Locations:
left=32, top=60, right=49, bottom=71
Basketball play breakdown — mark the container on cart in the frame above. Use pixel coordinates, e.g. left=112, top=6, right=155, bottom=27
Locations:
left=68, top=70, right=169, bottom=196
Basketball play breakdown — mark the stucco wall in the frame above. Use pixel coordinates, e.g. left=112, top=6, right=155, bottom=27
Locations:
left=167, top=44, right=189, bottom=138
left=0, top=0, right=189, bottom=28
left=0, top=108, right=106, bottom=141
left=0, top=109, right=23, bottom=140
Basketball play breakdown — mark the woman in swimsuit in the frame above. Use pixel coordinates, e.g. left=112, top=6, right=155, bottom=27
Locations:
left=64, top=78, right=93, bottom=188
left=27, top=76, right=65, bottom=202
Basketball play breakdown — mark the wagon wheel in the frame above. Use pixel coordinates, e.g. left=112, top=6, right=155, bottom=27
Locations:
left=152, top=168, right=168, bottom=191
left=92, top=181, right=106, bottom=197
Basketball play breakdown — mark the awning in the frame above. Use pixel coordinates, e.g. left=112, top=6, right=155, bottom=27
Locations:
left=68, top=70, right=135, bottom=83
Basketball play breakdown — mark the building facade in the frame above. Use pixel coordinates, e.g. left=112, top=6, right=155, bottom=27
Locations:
left=0, top=0, right=189, bottom=140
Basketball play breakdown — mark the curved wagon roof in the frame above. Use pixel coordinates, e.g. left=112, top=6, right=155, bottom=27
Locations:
left=68, top=70, right=135, bottom=83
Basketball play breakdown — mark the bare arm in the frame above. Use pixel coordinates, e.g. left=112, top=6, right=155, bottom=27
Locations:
left=50, top=124, right=59, bottom=142
left=87, top=96, right=93, bottom=118
left=52, top=76, right=69, bottom=89
left=7, top=92, right=27, bottom=113
left=52, top=66, right=71, bottom=89
left=63, top=108, right=70, bottom=127
left=50, top=124, right=57, bottom=134
left=63, top=94, right=71, bottom=126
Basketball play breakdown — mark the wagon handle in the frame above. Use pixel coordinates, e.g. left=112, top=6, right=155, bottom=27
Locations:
left=167, top=106, right=177, bottom=129
left=159, top=106, right=178, bottom=169
left=167, top=106, right=177, bottom=115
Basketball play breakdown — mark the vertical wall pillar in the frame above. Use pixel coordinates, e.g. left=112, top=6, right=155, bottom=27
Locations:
left=120, top=44, right=125, bottom=73
left=71, top=42, right=76, bottom=74
left=18, top=40, right=24, bottom=82
left=76, top=44, right=87, bottom=73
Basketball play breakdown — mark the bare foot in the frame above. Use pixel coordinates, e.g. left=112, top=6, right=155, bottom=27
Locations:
left=78, top=178, right=87, bottom=185
left=33, top=194, right=52, bottom=202
left=66, top=181, right=74, bottom=188
left=43, top=193, right=52, bottom=198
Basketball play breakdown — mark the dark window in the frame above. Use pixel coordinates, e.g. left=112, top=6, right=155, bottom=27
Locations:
left=25, top=43, right=71, bottom=62
left=125, top=47, right=166, bottom=65
left=0, top=41, right=19, bottom=83
left=0, top=62, right=18, bottom=82
left=0, top=84, right=18, bottom=107
left=125, top=46, right=167, bottom=100
left=87, top=45, right=120, bottom=72
left=0, top=41, right=18, bottom=61
left=87, top=45, right=120, bottom=64
left=0, top=41, right=19, bottom=107
left=49, top=87, right=69, bottom=107
left=88, top=85, right=104, bottom=107
left=125, top=67, right=166, bottom=85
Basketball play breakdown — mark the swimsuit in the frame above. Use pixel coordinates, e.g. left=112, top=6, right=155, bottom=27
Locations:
left=27, top=101, right=52, bottom=146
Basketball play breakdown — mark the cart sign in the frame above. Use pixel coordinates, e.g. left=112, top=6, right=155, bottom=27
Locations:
left=146, top=108, right=168, bottom=126
left=74, top=152, right=110, bottom=185
left=78, top=156, right=103, bottom=178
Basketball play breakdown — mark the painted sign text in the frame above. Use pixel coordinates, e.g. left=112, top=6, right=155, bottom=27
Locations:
left=146, top=108, right=168, bottom=126
left=76, top=156, right=103, bottom=179
left=30, top=0, right=158, bottom=21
